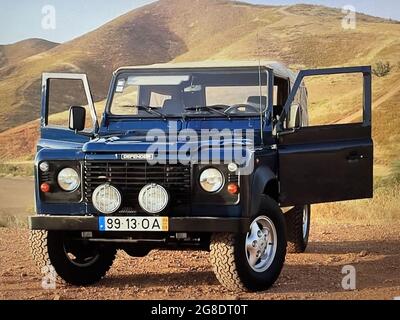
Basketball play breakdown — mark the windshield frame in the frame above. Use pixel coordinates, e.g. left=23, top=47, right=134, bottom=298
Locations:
left=105, top=67, right=272, bottom=120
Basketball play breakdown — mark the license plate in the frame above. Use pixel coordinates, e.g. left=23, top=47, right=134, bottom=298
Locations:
left=99, top=216, right=169, bottom=232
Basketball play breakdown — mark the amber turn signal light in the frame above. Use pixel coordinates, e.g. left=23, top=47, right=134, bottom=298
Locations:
left=40, top=183, right=51, bottom=193
left=227, top=183, right=239, bottom=195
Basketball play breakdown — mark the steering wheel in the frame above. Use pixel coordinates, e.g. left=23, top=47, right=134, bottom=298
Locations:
left=224, top=104, right=260, bottom=115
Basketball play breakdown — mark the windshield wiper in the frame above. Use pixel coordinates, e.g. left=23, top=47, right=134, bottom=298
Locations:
left=121, top=105, right=167, bottom=120
left=184, top=106, right=230, bottom=119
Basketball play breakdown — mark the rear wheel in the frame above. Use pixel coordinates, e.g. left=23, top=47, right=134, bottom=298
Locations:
left=30, top=230, right=116, bottom=286
left=285, top=205, right=311, bottom=253
left=210, top=196, right=287, bottom=292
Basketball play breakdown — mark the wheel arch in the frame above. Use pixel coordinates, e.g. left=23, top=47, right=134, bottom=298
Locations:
left=249, top=166, right=279, bottom=217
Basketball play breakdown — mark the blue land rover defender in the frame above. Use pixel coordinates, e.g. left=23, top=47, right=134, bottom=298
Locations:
left=29, top=62, right=373, bottom=292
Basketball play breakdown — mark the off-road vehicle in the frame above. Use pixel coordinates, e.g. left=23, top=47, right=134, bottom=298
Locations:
left=29, top=61, right=373, bottom=292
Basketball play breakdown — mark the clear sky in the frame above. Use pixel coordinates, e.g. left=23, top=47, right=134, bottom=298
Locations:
left=0, top=0, right=399, bottom=45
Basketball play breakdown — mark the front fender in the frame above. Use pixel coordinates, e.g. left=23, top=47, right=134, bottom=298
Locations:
left=35, top=148, right=86, bottom=215
left=35, top=147, right=85, bottom=164
left=249, top=165, right=278, bottom=217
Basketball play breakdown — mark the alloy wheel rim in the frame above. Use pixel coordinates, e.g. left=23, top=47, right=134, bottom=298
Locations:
left=245, top=215, right=277, bottom=273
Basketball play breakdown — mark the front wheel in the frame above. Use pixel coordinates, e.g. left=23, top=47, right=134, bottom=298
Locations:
left=210, top=196, right=287, bottom=292
left=30, top=230, right=116, bottom=286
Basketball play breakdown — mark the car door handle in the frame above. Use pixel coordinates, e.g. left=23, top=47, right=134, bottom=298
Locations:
left=347, top=154, right=365, bottom=163
left=277, top=127, right=300, bottom=137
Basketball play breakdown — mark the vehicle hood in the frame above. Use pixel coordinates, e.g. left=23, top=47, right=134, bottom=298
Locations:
left=82, top=135, right=255, bottom=154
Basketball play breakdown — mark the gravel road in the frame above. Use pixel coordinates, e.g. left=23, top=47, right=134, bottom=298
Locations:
left=0, top=224, right=399, bottom=300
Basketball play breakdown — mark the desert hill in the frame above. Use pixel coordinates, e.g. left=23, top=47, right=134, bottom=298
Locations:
left=0, top=38, right=58, bottom=70
left=0, top=0, right=399, bottom=168
left=1, top=0, right=399, bottom=130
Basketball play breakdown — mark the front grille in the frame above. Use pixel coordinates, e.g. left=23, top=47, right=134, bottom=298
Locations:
left=84, top=161, right=191, bottom=212
left=40, top=171, right=52, bottom=184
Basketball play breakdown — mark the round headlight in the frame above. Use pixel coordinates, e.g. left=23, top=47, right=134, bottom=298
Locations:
left=92, top=184, right=121, bottom=214
left=138, top=184, right=169, bottom=214
left=199, top=168, right=224, bottom=193
left=57, top=168, right=80, bottom=191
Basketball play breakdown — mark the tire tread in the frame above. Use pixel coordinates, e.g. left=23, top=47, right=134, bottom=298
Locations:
left=285, top=206, right=310, bottom=253
left=29, top=230, right=51, bottom=270
left=210, top=233, right=246, bottom=292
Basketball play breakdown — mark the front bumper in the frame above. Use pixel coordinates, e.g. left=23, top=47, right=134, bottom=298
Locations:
left=29, top=216, right=250, bottom=233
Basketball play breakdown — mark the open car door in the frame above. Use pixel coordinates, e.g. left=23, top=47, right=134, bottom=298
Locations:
left=277, top=66, right=373, bottom=206
left=39, top=73, right=98, bottom=149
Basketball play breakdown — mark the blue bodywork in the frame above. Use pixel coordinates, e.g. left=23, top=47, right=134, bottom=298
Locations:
left=36, top=117, right=275, bottom=217
left=35, top=65, right=373, bottom=221
left=36, top=67, right=277, bottom=219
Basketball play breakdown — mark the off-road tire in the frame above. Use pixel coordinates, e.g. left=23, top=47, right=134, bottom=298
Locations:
left=30, top=230, right=51, bottom=269
left=29, top=230, right=116, bottom=286
left=285, top=205, right=311, bottom=254
left=210, top=196, right=287, bottom=292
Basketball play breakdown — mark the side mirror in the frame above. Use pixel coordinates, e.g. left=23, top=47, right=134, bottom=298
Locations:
left=69, top=106, right=86, bottom=132
left=285, top=103, right=301, bottom=129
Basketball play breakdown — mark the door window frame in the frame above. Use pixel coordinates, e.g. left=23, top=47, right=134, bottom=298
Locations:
left=276, top=66, right=372, bottom=133
left=41, top=73, right=99, bottom=134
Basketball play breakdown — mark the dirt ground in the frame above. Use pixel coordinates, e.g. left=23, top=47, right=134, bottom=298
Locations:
left=0, top=223, right=399, bottom=300
left=0, top=177, right=34, bottom=216
left=0, top=178, right=398, bottom=300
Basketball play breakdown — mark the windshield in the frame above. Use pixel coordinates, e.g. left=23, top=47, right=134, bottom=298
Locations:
left=110, top=70, right=268, bottom=118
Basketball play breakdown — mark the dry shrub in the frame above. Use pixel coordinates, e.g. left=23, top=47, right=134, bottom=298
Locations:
left=372, top=61, right=393, bottom=77
left=0, top=163, right=34, bottom=177
left=0, top=214, right=28, bottom=228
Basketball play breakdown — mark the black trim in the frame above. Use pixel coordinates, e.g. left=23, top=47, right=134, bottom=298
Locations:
left=38, top=161, right=82, bottom=203
left=278, top=66, right=372, bottom=130
left=29, top=216, right=250, bottom=233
